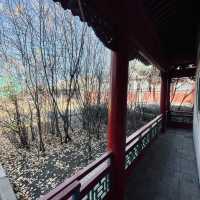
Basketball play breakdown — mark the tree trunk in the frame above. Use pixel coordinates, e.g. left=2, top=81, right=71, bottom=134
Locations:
left=54, top=108, right=62, bottom=143
left=14, top=98, right=29, bottom=148
left=36, top=106, right=45, bottom=152
left=63, top=115, right=71, bottom=143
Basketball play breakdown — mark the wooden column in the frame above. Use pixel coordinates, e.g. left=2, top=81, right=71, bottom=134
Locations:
left=160, top=72, right=167, bottom=132
left=166, top=77, right=171, bottom=124
left=108, top=50, right=128, bottom=200
left=166, top=77, right=171, bottom=112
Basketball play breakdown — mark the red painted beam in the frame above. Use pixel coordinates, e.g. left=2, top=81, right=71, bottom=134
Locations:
left=108, top=51, right=128, bottom=200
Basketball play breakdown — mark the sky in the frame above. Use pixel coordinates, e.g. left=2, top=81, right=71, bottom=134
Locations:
left=0, top=76, right=21, bottom=96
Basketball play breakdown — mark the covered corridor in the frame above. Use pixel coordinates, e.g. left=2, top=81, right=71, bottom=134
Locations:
left=126, top=128, right=200, bottom=200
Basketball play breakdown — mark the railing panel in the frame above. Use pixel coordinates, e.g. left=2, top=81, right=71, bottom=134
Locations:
left=80, top=160, right=111, bottom=200
left=125, top=140, right=141, bottom=170
left=81, top=173, right=110, bottom=200
left=167, top=111, right=193, bottom=128
left=125, top=114, right=162, bottom=170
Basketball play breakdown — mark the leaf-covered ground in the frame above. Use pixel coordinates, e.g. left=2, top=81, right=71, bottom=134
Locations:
left=0, top=129, right=107, bottom=200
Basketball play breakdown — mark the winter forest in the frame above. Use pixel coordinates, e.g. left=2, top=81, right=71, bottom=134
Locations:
left=0, top=0, right=194, bottom=199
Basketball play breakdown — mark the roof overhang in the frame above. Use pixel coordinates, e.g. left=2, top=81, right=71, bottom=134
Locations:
left=53, top=0, right=200, bottom=76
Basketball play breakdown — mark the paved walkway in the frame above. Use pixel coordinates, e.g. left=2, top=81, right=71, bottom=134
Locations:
left=126, top=128, right=200, bottom=200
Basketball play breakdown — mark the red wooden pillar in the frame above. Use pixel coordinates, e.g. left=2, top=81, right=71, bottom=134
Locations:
left=166, top=77, right=171, bottom=112
left=108, top=50, right=128, bottom=200
left=166, top=77, right=171, bottom=125
left=160, top=72, right=167, bottom=132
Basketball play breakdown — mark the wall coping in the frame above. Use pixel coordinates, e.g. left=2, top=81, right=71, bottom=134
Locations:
left=0, top=165, right=17, bottom=200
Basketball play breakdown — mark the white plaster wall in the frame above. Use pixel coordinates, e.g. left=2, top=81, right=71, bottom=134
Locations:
left=193, top=48, right=200, bottom=183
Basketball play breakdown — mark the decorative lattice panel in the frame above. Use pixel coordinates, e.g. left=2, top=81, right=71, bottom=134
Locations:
left=152, top=126, right=156, bottom=138
left=125, top=120, right=161, bottom=170
left=141, top=134, right=150, bottom=149
left=82, top=174, right=110, bottom=200
left=125, top=142, right=141, bottom=169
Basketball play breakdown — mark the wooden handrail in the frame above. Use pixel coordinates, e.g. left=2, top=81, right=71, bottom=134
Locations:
left=170, top=111, right=193, bottom=118
left=80, top=162, right=111, bottom=198
left=170, top=110, right=193, bottom=115
left=41, top=152, right=112, bottom=200
left=170, top=114, right=193, bottom=118
left=126, top=114, right=162, bottom=146
left=42, top=181, right=80, bottom=200
left=41, top=114, right=163, bottom=200
left=76, top=151, right=112, bottom=181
